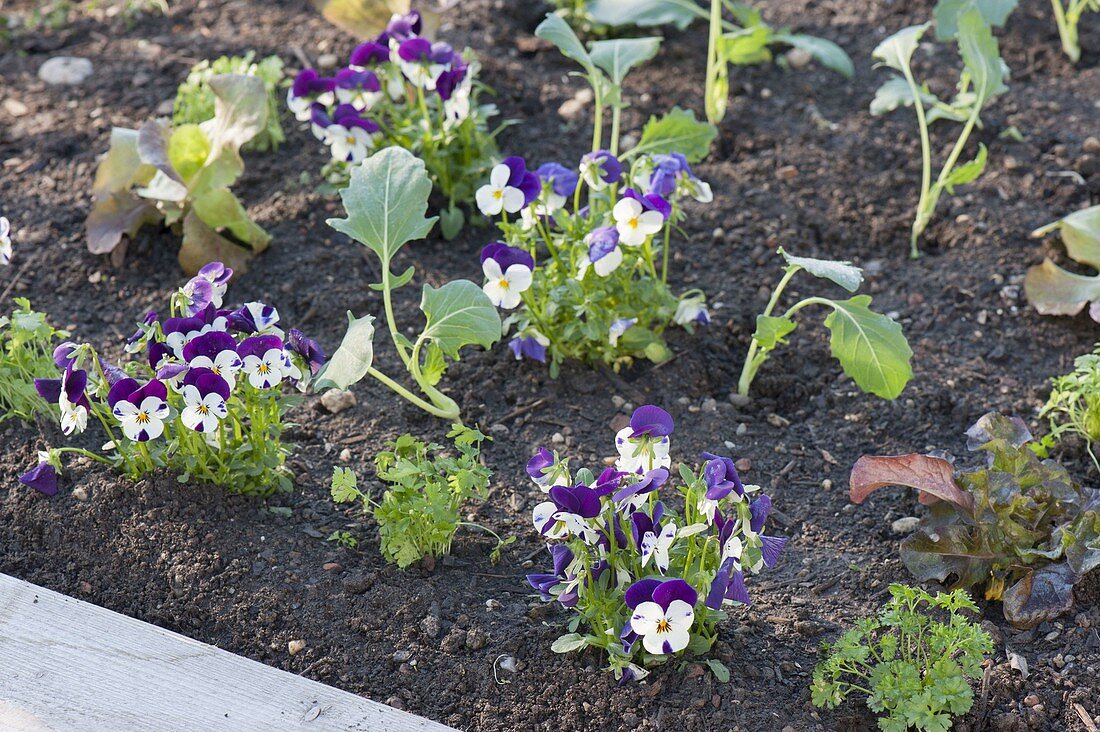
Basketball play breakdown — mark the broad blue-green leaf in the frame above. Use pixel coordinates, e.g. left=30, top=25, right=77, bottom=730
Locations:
left=776, top=32, right=854, bottom=77
left=957, top=9, right=1007, bottom=104
left=823, top=296, right=913, bottom=399
left=315, top=313, right=376, bottom=390
left=752, top=315, right=797, bottom=350
left=871, top=77, right=924, bottom=116
left=535, top=13, right=598, bottom=78
left=628, top=107, right=717, bottom=163
left=589, top=37, right=662, bottom=86
left=872, top=23, right=931, bottom=73
left=934, top=0, right=1018, bottom=40
left=420, top=280, right=502, bottom=360
left=1025, top=205, right=1100, bottom=318
left=943, top=143, right=988, bottom=193
left=781, top=250, right=864, bottom=292
left=327, top=147, right=438, bottom=272
left=587, top=0, right=697, bottom=29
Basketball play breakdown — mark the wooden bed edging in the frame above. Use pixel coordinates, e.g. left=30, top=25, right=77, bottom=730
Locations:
left=0, top=573, right=457, bottom=732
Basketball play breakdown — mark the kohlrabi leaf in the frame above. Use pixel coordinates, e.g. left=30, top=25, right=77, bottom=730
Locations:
left=775, top=32, right=855, bottom=77
left=628, top=107, right=717, bottom=163
left=587, top=0, right=698, bottom=29
left=589, top=37, right=662, bottom=86
left=872, top=23, right=931, bottom=73
left=943, top=142, right=988, bottom=193
left=934, top=0, right=1018, bottom=40
left=315, top=312, right=376, bottom=391
left=1025, top=206, right=1100, bottom=319
left=752, top=315, right=797, bottom=350
left=1002, top=564, right=1076, bottom=630
left=781, top=250, right=864, bottom=292
left=870, top=76, right=933, bottom=116
left=849, top=453, right=974, bottom=511
left=419, top=280, right=502, bottom=360
left=327, top=146, right=438, bottom=275
left=823, top=296, right=913, bottom=399
left=957, top=9, right=1007, bottom=105
left=535, top=13, right=599, bottom=79
left=199, top=74, right=269, bottom=153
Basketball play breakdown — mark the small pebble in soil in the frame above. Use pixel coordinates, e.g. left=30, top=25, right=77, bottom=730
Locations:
left=890, top=516, right=920, bottom=534
left=316, top=53, right=339, bottom=69
left=320, top=389, right=356, bottom=414
left=393, top=650, right=413, bottom=663
left=466, top=628, right=488, bottom=650
left=1084, top=136, right=1100, bottom=154
left=323, top=562, right=343, bottom=572
left=736, top=423, right=748, bottom=436
left=385, top=696, right=404, bottom=710
left=2, top=99, right=28, bottom=117
left=38, top=57, right=94, bottom=85
left=558, top=88, right=594, bottom=120
left=288, top=639, right=306, bottom=655
left=72, top=486, right=89, bottom=501
left=339, top=448, right=351, bottom=462
left=485, top=598, right=501, bottom=611
left=701, top=398, right=717, bottom=413
left=785, top=47, right=812, bottom=69
left=551, top=432, right=564, bottom=444
left=728, top=393, right=751, bottom=407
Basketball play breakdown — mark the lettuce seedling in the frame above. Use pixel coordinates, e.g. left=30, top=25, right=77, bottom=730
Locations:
left=86, top=74, right=272, bottom=274
left=173, top=52, right=286, bottom=151
left=850, top=412, right=1100, bottom=628
left=0, top=299, right=70, bottom=424
left=737, top=249, right=913, bottom=399
left=812, top=584, right=993, bottom=732
left=1050, top=0, right=1098, bottom=62
left=1025, top=205, right=1100, bottom=318
left=316, top=147, right=502, bottom=421
left=871, top=11, right=1007, bottom=258
left=1040, top=344, right=1100, bottom=470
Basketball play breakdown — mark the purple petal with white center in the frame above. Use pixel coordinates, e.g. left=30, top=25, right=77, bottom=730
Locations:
left=107, top=377, right=140, bottom=408
left=480, top=242, right=534, bottom=271
left=183, top=331, right=237, bottom=364
left=629, top=405, right=674, bottom=438
left=623, top=187, right=672, bottom=220
left=525, top=447, right=554, bottom=481
left=548, top=484, right=601, bottom=519
left=129, top=379, right=167, bottom=406
left=183, top=367, right=231, bottom=401
left=397, top=37, right=431, bottom=62
left=587, top=226, right=619, bottom=263
left=53, top=342, right=79, bottom=369
left=238, top=335, right=284, bottom=360
left=624, top=578, right=662, bottom=609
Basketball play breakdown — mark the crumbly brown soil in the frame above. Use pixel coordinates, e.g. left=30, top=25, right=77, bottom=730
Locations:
left=1, top=0, right=1099, bottom=730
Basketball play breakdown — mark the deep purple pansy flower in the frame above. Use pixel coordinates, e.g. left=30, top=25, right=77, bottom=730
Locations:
left=611, top=467, right=668, bottom=508
left=526, top=447, right=555, bottom=483
left=350, top=41, right=390, bottom=67
left=386, top=10, right=422, bottom=40
left=397, top=37, right=433, bottom=62
left=107, top=378, right=170, bottom=442
left=705, top=557, right=751, bottom=609
left=623, top=187, right=672, bottom=220
left=627, top=578, right=698, bottom=655
left=480, top=242, right=535, bottom=272
left=292, top=68, right=336, bottom=99
left=501, top=157, right=541, bottom=207
left=19, top=462, right=58, bottom=497
left=701, top=452, right=745, bottom=501
left=592, top=467, right=627, bottom=496
left=629, top=405, right=675, bottom=438
left=287, top=329, right=326, bottom=376
left=525, top=544, right=577, bottom=607
left=508, top=335, right=547, bottom=363
left=580, top=150, right=622, bottom=188
left=536, top=162, right=579, bottom=198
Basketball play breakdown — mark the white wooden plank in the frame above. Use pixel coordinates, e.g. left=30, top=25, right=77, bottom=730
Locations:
left=0, top=573, right=456, bottom=732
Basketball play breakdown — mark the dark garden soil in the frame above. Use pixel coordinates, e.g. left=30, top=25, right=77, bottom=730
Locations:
left=2, top=0, right=1100, bottom=729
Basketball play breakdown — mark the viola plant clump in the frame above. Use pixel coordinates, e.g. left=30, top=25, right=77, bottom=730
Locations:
left=287, top=10, right=502, bottom=237
left=737, top=249, right=913, bottom=399
left=1024, top=204, right=1100, bottom=318
left=850, top=412, right=1100, bottom=628
left=526, top=405, right=786, bottom=680
left=331, top=425, right=510, bottom=568
left=871, top=10, right=1007, bottom=257
left=478, top=15, right=717, bottom=374
left=173, top=52, right=286, bottom=151
left=86, top=74, right=273, bottom=274
left=316, top=147, right=501, bottom=421
left=811, top=584, right=993, bottom=732
left=0, top=299, right=70, bottom=424
left=18, top=262, right=324, bottom=498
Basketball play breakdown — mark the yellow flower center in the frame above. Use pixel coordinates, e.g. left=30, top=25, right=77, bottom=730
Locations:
left=656, top=618, right=671, bottom=633
left=629, top=217, right=639, bottom=229
left=136, top=412, right=150, bottom=424
left=197, top=404, right=209, bottom=415
left=345, top=135, right=356, bottom=145
left=493, top=190, right=503, bottom=200
left=498, top=278, right=510, bottom=290
left=258, top=363, right=270, bottom=374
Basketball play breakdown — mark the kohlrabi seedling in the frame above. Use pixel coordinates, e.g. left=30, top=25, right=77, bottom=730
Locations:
left=871, top=10, right=1007, bottom=258
left=737, top=249, right=913, bottom=400
left=1025, top=205, right=1100, bottom=318
left=87, top=74, right=272, bottom=274
left=316, top=147, right=502, bottom=422
left=1050, top=0, right=1097, bottom=62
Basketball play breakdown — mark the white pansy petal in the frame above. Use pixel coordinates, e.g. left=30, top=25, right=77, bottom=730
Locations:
left=483, top=280, right=506, bottom=308
left=499, top=287, right=523, bottom=310
left=613, top=198, right=640, bottom=222
left=629, top=601, right=663, bottom=636
left=504, top=264, right=532, bottom=292
left=660, top=625, right=691, bottom=654
left=640, top=532, right=657, bottom=566
left=482, top=258, right=504, bottom=281
left=665, top=599, right=696, bottom=632
left=532, top=501, right=556, bottom=532
left=593, top=247, right=622, bottom=277
left=476, top=186, right=502, bottom=215
left=638, top=210, right=665, bottom=235
left=489, top=164, right=510, bottom=187
left=501, top=187, right=525, bottom=213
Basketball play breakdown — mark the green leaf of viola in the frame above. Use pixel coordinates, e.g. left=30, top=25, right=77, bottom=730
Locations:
left=327, top=146, right=438, bottom=271
left=550, top=633, right=589, bottom=654
left=178, top=210, right=259, bottom=275
left=535, top=13, right=599, bottom=80
left=314, top=312, right=376, bottom=391
left=705, top=659, right=731, bottom=683
left=1031, top=204, right=1100, bottom=267
left=780, top=249, right=864, bottom=292
left=587, top=0, right=698, bottom=29
left=942, top=143, right=988, bottom=194
left=199, top=74, right=269, bottom=153
left=191, top=188, right=270, bottom=251
left=849, top=453, right=974, bottom=512
left=419, top=280, right=502, bottom=361
left=775, top=32, right=855, bottom=78
left=589, top=37, right=662, bottom=86
left=1002, top=564, right=1076, bottom=630
left=957, top=9, right=1007, bottom=105
left=629, top=107, right=717, bottom=163
left=439, top=205, right=464, bottom=241
left=1023, top=259, right=1100, bottom=318
left=933, top=0, right=1018, bottom=40
left=752, top=314, right=797, bottom=350
left=872, top=23, right=930, bottom=73
left=167, top=123, right=212, bottom=183
left=823, top=296, right=913, bottom=400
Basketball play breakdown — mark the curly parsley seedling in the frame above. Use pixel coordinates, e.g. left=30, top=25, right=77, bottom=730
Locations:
left=812, top=584, right=992, bottom=732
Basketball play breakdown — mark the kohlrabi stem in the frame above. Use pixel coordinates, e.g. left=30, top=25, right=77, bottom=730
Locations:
left=409, top=337, right=464, bottom=423
left=1050, top=0, right=1081, bottom=63
left=610, top=103, right=622, bottom=157
left=913, top=97, right=982, bottom=258
left=366, top=366, right=458, bottom=421
left=381, top=264, right=411, bottom=369
left=591, top=76, right=604, bottom=153
left=704, top=0, right=723, bottom=125
left=736, top=265, right=800, bottom=396
left=660, top=219, right=672, bottom=284
left=901, top=64, right=933, bottom=259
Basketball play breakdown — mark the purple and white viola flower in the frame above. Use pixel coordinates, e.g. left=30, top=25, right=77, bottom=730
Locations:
left=614, top=405, right=674, bottom=473
left=526, top=446, right=570, bottom=489
left=674, top=293, right=711, bottom=327
left=579, top=226, right=622, bottom=278
left=480, top=243, right=534, bottom=309
left=745, top=494, right=788, bottom=571
left=36, top=364, right=91, bottom=436
left=612, top=467, right=668, bottom=512
left=162, top=315, right=208, bottom=360
left=632, top=503, right=677, bottom=574
left=697, top=452, right=746, bottom=522
left=238, top=335, right=287, bottom=389
left=532, top=483, right=602, bottom=543
left=638, top=153, right=714, bottom=203
left=608, top=317, right=636, bottom=348
left=285, top=328, right=326, bottom=388
left=613, top=196, right=665, bottom=247
left=180, top=367, right=231, bottom=433
left=108, top=378, right=170, bottom=442
left=287, top=69, right=336, bottom=121
left=349, top=40, right=390, bottom=69
left=310, top=103, right=333, bottom=141
left=229, top=302, right=282, bottom=337
left=324, top=105, right=380, bottom=164
left=19, top=452, right=59, bottom=496
left=579, top=150, right=622, bottom=191
left=476, top=157, right=540, bottom=217
left=334, top=67, right=382, bottom=109
left=183, top=331, right=242, bottom=390
left=396, top=37, right=453, bottom=90
left=508, top=331, right=549, bottom=363
left=178, top=276, right=215, bottom=317
left=196, top=262, right=232, bottom=307
left=526, top=544, right=580, bottom=608
left=534, top=162, right=579, bottom=214
left=0, top=216, right=12, bottom=266
left=627, top=578, right=696, bottom=655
